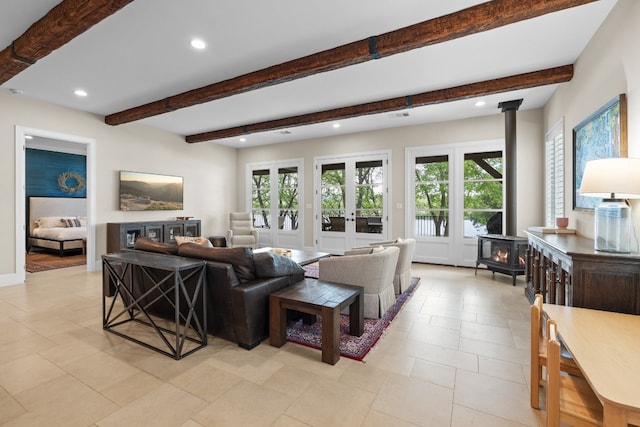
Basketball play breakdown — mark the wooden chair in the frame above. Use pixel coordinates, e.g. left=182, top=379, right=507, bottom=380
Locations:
left=530, top=294, right=582, bottom=409
left=546, top=320, right=603, bottom=427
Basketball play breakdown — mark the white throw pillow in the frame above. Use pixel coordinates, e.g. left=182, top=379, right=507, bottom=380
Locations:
left=174, top=236, right=213, bottom=248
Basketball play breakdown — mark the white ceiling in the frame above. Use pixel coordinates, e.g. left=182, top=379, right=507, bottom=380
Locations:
left=1, top=0, right=617, bottom=148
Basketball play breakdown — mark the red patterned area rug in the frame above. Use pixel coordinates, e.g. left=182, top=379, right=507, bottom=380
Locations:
left=25, top=252, right=86, bottom=273
left=302, top=262, right=319, bottom=278
left=286, top=276, right=421, bottom=361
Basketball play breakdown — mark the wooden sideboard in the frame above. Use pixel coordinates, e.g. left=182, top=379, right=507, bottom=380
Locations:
left=107, top=220, right=201, bottom=253
left=525, top=231, right=640, bottom=314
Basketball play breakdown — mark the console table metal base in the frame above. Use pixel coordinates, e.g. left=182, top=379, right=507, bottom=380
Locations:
left=102, top=252, right=207, bottom=360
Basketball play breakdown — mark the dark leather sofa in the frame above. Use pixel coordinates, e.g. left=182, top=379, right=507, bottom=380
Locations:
left=129, top=237, right=305, bottom=349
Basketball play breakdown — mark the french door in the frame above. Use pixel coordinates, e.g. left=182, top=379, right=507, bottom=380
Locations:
left=247, top=159, right=303, bottom=249
left=315, top=151, right=390, bottom=254
left=407, top=140, right=504, bottom=266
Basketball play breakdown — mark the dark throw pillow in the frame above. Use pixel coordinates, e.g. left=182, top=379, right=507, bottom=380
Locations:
left=133, top=236, right=179, bottom=255
left=177, top=244, right=255, bottom=282
left=253, top=251, right=305, bottom=278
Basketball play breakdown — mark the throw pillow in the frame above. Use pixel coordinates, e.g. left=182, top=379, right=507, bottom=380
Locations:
left=371, top=245, right=385, bottom=253
left=34, top=216, right=65, bottom=228
left=177, top=244, right=255, bottom=282
left=133, top=236, right=179, bottom=255
left=174, top=235, right=213, bottom=248
left=253, top=251, right=305, bottom=278
left=62, top=218, right=82, bottom=227
left=344, top=247, right=374, bottom=256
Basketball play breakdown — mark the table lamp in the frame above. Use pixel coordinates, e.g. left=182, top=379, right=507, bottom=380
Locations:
left=579, top=158, right=640, bottom=253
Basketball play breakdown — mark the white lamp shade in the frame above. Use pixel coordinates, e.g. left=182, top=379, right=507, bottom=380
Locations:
left=579, top=157, right=640, bottom=199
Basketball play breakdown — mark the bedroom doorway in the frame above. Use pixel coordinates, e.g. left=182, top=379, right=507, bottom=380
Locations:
left=15, top=126, right=96, bottom=284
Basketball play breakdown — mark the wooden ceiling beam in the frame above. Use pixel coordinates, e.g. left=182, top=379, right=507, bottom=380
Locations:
left=185, top=64, right=573, bottom=143
left=106, top=0, right=595, bottom=125
left=0, top=0, right=133, bottom=85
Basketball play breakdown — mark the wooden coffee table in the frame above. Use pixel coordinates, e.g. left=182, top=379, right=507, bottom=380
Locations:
left=269, top=278, right=364, bottom=365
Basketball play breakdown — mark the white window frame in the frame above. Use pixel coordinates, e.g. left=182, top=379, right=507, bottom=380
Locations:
left=545, top=118, right=565, bottom=227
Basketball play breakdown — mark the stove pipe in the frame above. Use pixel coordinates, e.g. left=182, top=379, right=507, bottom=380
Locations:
left=498, top=99, right=523, bottom=237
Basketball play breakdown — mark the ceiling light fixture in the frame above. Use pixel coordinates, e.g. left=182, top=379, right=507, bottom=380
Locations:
left=475, top=100, right=486, bottom=107
left=74, top=89, right=88, bottom=97
left=190, top=39, right=206, bottom=50
left=332, top=123, right=341, bottom=129
left=239, top=137, right=246, bottom=142
left=24, top=135, right=33, bottom=139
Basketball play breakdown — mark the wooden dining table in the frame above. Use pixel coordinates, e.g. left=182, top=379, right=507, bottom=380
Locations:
left=543, top=304, right=640, bottom=427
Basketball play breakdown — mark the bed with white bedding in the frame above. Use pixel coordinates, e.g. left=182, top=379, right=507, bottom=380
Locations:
left=28, top=197, right=87, bottom=257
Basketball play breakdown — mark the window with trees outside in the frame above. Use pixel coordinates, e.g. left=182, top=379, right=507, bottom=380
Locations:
left=321, top=160, right=384, bottom=233
left=252, top=167, right=299, bottom=230
left=414, top=151, right=503, bottom=237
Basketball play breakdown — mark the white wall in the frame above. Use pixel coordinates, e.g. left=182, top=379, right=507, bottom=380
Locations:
left=237, top=108, right=544, bottom=248
left=0, top=91, right=237, bottom=282
left=543, top=0, right=640, bottom=238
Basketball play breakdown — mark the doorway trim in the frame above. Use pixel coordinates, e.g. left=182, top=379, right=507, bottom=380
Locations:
left=11, top=126, right=96, bottom=286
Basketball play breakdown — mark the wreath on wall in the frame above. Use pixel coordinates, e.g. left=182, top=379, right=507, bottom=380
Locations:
left=57, top=171, right=85, bottom=193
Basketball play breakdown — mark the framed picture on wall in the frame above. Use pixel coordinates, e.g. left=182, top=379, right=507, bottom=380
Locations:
left=572, top=94, right=627, bottom=210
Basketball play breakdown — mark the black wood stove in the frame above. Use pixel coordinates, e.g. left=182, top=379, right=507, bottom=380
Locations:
left=475, top=234, right=527, bottom=286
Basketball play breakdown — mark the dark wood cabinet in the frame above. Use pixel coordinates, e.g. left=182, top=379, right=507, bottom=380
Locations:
left=107, top=220, right=201, bottom=253
left=525, top=231, right=640, bottom=314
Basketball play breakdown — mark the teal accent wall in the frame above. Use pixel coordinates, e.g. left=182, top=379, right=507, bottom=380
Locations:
left=26, top=148, right=87, bottom=198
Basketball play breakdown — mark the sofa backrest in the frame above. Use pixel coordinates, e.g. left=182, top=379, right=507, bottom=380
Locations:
left=177, top=243, right=256, bottom=282
left=133, top=236, right=178, bottom=255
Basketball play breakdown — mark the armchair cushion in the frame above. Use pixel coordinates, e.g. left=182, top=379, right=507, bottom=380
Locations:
left=253, top=251, right=305, bottom=278
left=177, top=244, right=255, bottom=282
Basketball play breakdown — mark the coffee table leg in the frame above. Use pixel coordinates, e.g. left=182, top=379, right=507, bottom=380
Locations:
left=321, top=305, right=340, bottom=365
left=349, top=293, right=364, bottom=337
left=269, top=295, right=287, bottom=347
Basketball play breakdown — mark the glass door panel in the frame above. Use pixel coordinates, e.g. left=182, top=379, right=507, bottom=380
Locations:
left=252, top=169, right=271, bottom=230
left=321, top=163, right=346, bottom=233
left=278, top=167, right=299, bottom=230
left=354, top=160, right=384, bottom=234
left=463, top=151, right=503, bottom=237
left=414, top=155, right=449, bottom=237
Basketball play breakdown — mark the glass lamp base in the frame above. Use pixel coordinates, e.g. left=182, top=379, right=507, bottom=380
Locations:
left=594, top=199, right=631, bottom=253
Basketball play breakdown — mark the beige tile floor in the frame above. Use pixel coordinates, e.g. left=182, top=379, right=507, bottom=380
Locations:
left=0, top=263, right=546, bottom=426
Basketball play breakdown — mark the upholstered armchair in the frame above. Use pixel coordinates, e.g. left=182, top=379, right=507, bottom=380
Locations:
left=318, top=246, right=399, bottom=319
left=373, top=238, right=416, bottom=294
left=227, top=212, right=259, bottom=249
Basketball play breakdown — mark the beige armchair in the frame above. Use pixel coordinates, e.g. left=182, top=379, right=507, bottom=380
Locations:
left=373, top=238, right=416, bottom=294
left=227, top=212, right=259, bottom=248
left=319, top=246, right=399, bottom=319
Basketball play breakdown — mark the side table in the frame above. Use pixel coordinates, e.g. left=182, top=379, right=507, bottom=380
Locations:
left=269, top=278, right=363, bottom=365
left=102, top=251, right=207, bottom=359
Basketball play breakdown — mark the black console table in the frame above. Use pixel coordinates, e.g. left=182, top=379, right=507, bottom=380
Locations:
left=102, top=251, right=207, bottom=359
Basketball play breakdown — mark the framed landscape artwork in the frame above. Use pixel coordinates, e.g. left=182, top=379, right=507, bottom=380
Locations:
left=572, top=94, right=627, bottom=210
left=119, top=171, right=184, bottom=211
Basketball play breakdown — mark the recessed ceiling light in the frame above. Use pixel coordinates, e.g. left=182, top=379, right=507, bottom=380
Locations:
left=475, top=100, right=486, bottom=107
left=24, top=135, right=33, bottom=139
left=239, top=137, right=246, bottom=142
left=332, top=123, right=341, bottom=129
left=190, top=39, right=206, bottom=50
left=74, top=89, right=88, bottom=97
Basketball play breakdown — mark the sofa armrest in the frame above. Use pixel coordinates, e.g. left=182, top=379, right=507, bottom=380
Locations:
left=230, top=276, right=292, bottom=349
